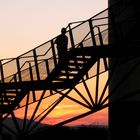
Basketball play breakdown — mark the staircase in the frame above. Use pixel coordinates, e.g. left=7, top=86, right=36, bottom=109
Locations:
left=0, top=89, right=28, bottom=113
left=0, top=1, right=138, bottom=114
left=0, top=47, right=99, bottom=114
left=45, top=47, right=99, bottom=89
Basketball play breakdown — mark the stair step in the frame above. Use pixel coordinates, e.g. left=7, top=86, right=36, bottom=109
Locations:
left=75, top=57, right=90, bottom=61
left=68, top=60, right=85, bottom=63
left=0, top=100, right=14, bottom=105
left=68, top=62, right=84, bottom=67
left=53, top=78, right=67, bottom=81
left=2, top=90, right=21, bottom=93
left=62, top=67, right=79, bottom=71
left=69, top=60, right=86, bottom=64
left=59, top=72, right=77, bottom=77
left=0, top=95, right=16, bottom=98
left=0, top=92, right=17, bottom=94
left=53, top=76, right=74, bottom=81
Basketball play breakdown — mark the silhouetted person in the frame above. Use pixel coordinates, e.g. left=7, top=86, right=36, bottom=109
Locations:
left=55, top=27, right=68, bottom=64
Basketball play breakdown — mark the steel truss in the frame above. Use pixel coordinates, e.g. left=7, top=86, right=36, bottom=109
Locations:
left=0, top=0, right=140, bottom=139
left=1, top=56, right=140, bottom=139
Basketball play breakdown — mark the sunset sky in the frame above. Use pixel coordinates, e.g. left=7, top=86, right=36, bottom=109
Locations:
left=0, top=0, right=108, bottom=127
left=14, top=74, right=108, bottom=126
left=0, top=0, right=108, bottom=59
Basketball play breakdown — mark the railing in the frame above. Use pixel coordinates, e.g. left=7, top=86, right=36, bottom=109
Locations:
left=0, top=8, right=108, bottom=85
left=0, top=0, right=138, bottom=115
left=0, top=0, right=137, bottom=86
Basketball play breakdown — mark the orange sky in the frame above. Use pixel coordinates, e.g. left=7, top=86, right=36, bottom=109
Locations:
left=41, top=107, right=108, bottom=126
left=14, top=101, right=108, bottom=126
left=1, top=0, right=108, bottom=127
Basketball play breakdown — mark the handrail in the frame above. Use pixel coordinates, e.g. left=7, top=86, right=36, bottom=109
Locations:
left=0, top=0, right=139, bottom=114
left=0, top=0, right=132, bottom=64
left=0, top=0, right=137, bottom=84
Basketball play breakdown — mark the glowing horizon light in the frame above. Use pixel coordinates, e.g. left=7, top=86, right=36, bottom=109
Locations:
left=1, top=0, right=108, bottom=133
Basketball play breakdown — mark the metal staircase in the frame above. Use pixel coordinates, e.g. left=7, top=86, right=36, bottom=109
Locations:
left=0, top=0, right=140, bottom=138
left=0, top=11, right=109, bottom=114
left=0, top=46, right=100, bottom=113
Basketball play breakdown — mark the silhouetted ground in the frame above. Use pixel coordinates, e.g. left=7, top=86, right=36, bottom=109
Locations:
left=2, top=118, right=108, bottom=140
left=27, top=125, right=108, bottom=140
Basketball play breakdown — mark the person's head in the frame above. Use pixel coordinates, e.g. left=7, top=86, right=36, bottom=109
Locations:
left=61, top=27, right=66, bottom=35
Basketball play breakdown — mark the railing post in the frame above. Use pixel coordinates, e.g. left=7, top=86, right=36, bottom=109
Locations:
left=68, top=24, right=75, bottom=49
left=45, top=59, right=50, bottom=77
left=16, top=57, right=22, bottom=82
left=45, top=59, right=53, bottom=95
left=33, top=49, right=40, bottom=81
left=88, top=19, right=96, bottom=46
left=29, top=63, right=34, bottom=82
left=29, top=63, right=36, bottom=102
left=97, top=26, right=104, bottom=46
left=80, top=42, right=89, bottom=79
left=14, top=74, right=17, bottom=82
left=13, top=74, right=20, bottom=107
left=0, top=60, right=4, bottom=83
left=51, top=40, right=57, bottom=67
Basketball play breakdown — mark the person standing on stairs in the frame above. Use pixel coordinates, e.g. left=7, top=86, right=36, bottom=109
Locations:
left=55, top=27, right=68, bottom=65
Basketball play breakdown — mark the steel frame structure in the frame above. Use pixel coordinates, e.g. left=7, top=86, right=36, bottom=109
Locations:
left=0, top=1, right=140, bottom=139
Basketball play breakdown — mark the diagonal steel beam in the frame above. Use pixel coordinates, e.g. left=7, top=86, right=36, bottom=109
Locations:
left=82, top=78, right=95, bottom=106
left=98, top=58, right=119, bottom=104
left=25, top=90, right=46, bottom=131
left=55, top=89, right=92, bottom=109
left=74, top=87, right=93, bottom=108
left=95, top=59, right=100, bottom=105
left=22, top=92, right=30, bottom=131
left=28, top=88, right=74, bottom=134
left=32, top=98, right=60, bottom=122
